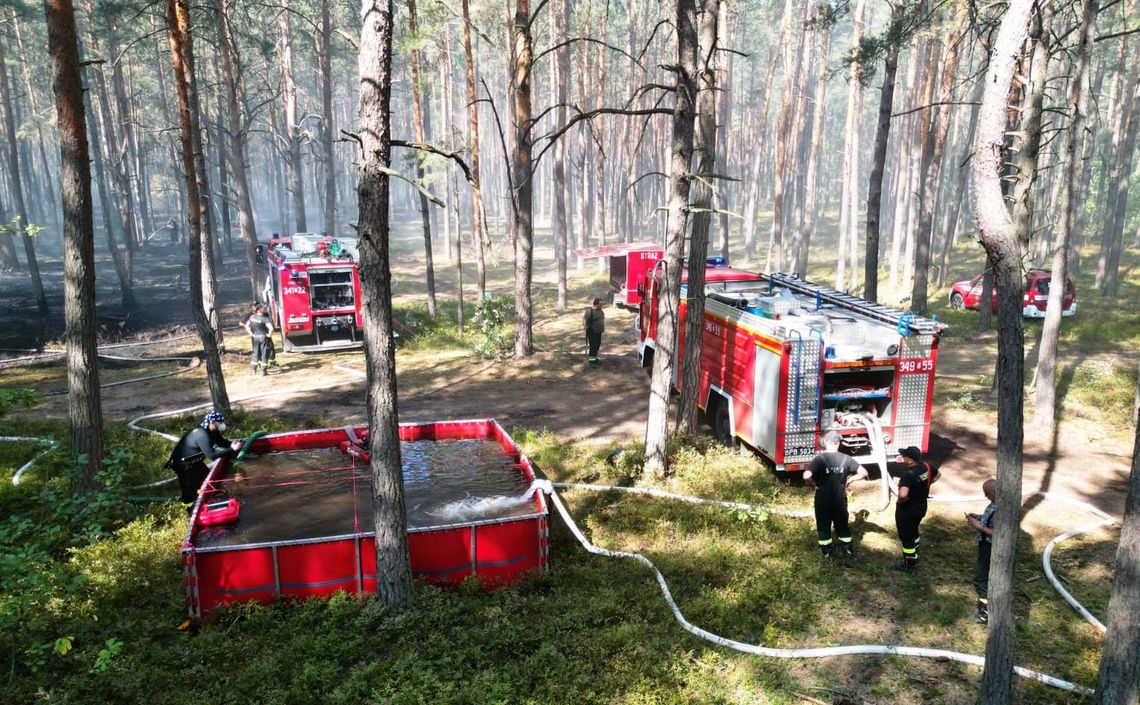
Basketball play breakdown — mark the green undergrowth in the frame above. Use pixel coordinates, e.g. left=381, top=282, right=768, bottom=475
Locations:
left=2, top=427, right=1109, bottom=704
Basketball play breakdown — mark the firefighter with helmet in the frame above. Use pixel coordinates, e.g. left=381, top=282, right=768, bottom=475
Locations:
left=166, top=411, right=241, bottom=512
left=804, top=431, right=868, bottom=566
left=894, top=446, right=940, bottom=571
left=243, top=302, right=275, bottom=375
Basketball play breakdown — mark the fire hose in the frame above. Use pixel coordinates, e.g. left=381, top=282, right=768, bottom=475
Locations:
left=1, top=344, right=1110, bottom=693
left=532, top=478, right=1115, bottom=695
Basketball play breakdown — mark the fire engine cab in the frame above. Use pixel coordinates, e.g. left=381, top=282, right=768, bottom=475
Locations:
left=259, top=234, right=364, bottom=352
left=637, top=262, right=946, bottom=473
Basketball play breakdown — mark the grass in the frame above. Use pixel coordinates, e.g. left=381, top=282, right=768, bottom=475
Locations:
left=0, top=422, right=1109, bottom=704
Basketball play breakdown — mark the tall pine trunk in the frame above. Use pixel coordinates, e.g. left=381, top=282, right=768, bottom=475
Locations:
left=972, top=1, right=1035, bottom=701
left=408, top=0, right=437, bottom=316
left=837, top=0, right=865, bottom=290
left=45, top=0, right=104, bottom=493
left=460, top=0, right=488, bottom=299
left=215, top=0, right=260, bottom=300
left=644, top=0, right=698, bottom=477
left=551, top=0, right=570, bottom=311
left=863, top=6, right=901, bottom=304
left=320, top=0, right=337, bottom=240
left=166, top=0, right=231, bottom=416
left=0, top=33, right=49, bottom=321
left=912, top=11, right=965, bottom=314
left=1033, top=0, right=1097, bottom=438
left=1093, top=410, right=1140, bottom=703
left=357, top=0, right=414, bottom=609
left=678, top=0, right=720, bottom=435
left=511, top=0, right=534, bottom=358
left=280, top=0, right=307, bottom=232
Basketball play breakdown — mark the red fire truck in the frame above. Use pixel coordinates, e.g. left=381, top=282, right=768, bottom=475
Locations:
left=259, top=234, right=364, bottom=352
left=637, top=263, right=946, bottom=473
left=575, top=242, right=664, bottom=308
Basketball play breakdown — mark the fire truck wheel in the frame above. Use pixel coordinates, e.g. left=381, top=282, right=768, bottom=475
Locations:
left=641, top=348, right=654, bottom=376
left=712, top=400, right=736, bottom=448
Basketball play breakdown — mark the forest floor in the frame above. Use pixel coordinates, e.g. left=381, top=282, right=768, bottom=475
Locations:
left=2, top=214, right=1138, bottom=704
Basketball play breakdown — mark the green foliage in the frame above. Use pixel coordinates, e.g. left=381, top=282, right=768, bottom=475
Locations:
left=472, top=295, right=515, bottom=358
left=1063, top=359, right=1137, bottom=424
left=0, top=449, right=135, bottom=680
left=0, top=387, right=38, bottom=417
left=392, top=300, right=471, bottom=352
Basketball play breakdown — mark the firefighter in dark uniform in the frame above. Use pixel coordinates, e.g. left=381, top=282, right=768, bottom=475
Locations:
left=243, top=303, right=275, bottom=375
left=894, top=445, right=940, bottom=571
left=804, top=431, right=868, bottom=566
left=583, top=297, right=605, bottom=364
left=167, top=411, right=241, bottom=511
left=966, top=478, right=997, bottom=623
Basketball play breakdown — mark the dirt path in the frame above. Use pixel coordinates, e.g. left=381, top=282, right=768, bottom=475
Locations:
left=3, top=237, right=1133, bottom=521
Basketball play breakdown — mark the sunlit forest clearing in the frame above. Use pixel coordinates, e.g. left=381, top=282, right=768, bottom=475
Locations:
left=2, top=0, right=1139, bottom=703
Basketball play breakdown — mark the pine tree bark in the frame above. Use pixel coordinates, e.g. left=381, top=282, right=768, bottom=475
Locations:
left=0, top=32, right=49, bottom=321
left=166, top=0, right=231, bottom=416
left=82, top=79, right=134, bottom=309
left=1093, top=410, right=1140, bottom=704
left=460, top=0, right=488, bottom=299
left=912, top=10, right=965, bottom=315
left=551, top=0, right=569, bottom=311
left=797, top=4, right=830, bottom=277
left=837, top=0, right=865, bottom=291
left=407, top=0, right=438, bottom=317
left=767, top=1, right=806, bottom=273
left=12, top=14, right=58, bottom=225
left=280, top=0, right=307, bottom=232
left=644, top=0, right=698, bottom=477
left=1033, top=0, right=1097, bottom=438
left=863, top=5, right=901, bottom=304
left=971, top=1, right=1035, bottom=701
left=215, top=0, right=260, bottom=300
left=1096, top=50, right=1139, bottom=298
left=45, top=0, right=104, bottom=493
left=678, top=0, right=719, bottom=435
left=320, top=0, right=337, bottom=240
left=357, top=0, right=414, bottom=609
left=511, top=0, right=534, bottom=358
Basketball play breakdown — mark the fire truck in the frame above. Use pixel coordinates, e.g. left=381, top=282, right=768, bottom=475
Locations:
left=258, top=234, right=364, bottom=352
left=574, top=242, right=665, bottom=308
left=637, top=262, right=946, bottom=473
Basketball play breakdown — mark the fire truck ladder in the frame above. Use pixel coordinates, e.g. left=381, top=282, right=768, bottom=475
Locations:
left=763, top=273, right=944, bottom=336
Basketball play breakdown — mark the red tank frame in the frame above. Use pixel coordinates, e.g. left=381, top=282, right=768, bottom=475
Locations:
left=182, top=419, right=549, bottom=618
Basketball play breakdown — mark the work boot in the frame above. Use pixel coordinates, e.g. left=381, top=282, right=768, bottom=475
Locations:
left=844, top=550, right=856, bottom=568
left=974, top=609, right=989, bottom=625
left=250, top=366, right=258, bottom=376
left=893, top=559, right=914, bottom=572
left=261, top=365, right=268, bottom=376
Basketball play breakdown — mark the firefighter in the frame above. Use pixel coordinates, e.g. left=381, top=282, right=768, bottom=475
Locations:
left=242, top=303, right=275, bottom=375
left=583, top=297, right=605, bottom=364
left=894, top=446, right=940, bottom=571
left=966, top=478, right=997, bottom=624
left=166, top=411, right=241, bottom=512
left=804, top=431, right=868, bottom=566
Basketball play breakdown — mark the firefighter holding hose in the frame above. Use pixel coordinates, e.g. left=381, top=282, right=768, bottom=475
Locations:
left=894, top=446, right=940, bottom=571
left=804, top=431, right=868, bottom=567
left=166, top=411, right=242, bottom=512
left=243, top=303, right=275, bottom=375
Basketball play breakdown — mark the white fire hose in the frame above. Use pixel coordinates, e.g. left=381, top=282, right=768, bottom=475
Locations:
left=0, top=342, right=1111, bottom=694
left=532, top=478, right=1114, bottom=695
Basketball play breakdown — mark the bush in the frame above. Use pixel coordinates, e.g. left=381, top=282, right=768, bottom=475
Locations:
left=472, top=295, right=514, bottom=358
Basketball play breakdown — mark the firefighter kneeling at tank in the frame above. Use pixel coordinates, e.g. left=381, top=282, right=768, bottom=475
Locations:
left=804, top=431, right=868, bottom=567
left=243, top=302, right=276, bottom=375
left=166, top=411, right=242, bottom=512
